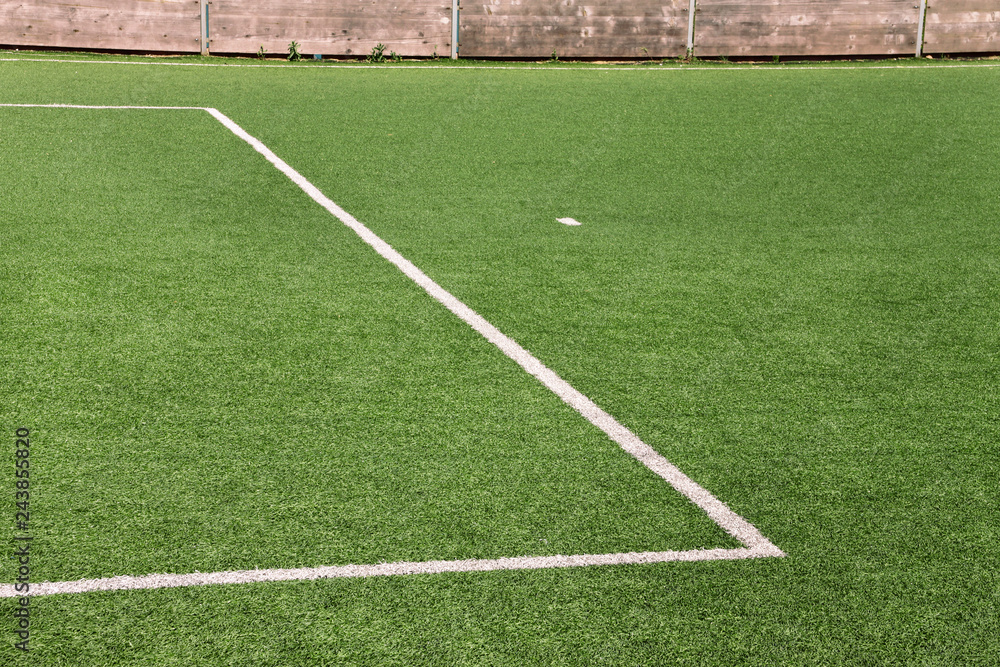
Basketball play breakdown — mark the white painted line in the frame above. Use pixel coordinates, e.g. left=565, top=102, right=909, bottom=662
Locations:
left=0, top=104, right=784, bottom=597
left=2, top=57, right=999, bottom=72
left=557, top=217, right=582, bottom=226
left=0, top=547, right=775, bottom=597
left=205, top=107, right=783, bottom=557
left=0, top=102, right=205, bottom=110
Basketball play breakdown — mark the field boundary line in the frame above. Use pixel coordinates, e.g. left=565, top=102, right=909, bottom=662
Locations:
left=0, top=103, right=783, bottom=597
left=0, top=102, right=205, bottom=109
left=1, top=548, right=772, bottom=597
left=3, top=56, right=1000, bottom=72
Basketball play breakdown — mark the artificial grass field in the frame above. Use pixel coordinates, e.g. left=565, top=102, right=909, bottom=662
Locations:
left=2, top=54, right=999, bottom=664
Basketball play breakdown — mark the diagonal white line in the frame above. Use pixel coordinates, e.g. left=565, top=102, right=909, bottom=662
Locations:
left=205, top=107, right=784, bottom=557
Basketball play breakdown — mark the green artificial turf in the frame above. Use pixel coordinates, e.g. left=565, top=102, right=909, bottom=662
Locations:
left=2, top=55, right=999, bottom=664
left=2, top=108, right=733, bottom=582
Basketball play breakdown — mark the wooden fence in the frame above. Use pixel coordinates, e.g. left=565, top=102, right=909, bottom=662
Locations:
left=923, top=0, right=1000, bottom=53
left=0, top=0, right=203, bottom=53
left=209, top=0, right=451, bottom=58
left=1, top=0, right=997, bottom=58
left=459, top=0, right=690, bottom=59
left=692, top=0, right=920, bottom=58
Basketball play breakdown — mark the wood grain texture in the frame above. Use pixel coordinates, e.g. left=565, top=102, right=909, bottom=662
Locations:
left=1, top=0, right=994, bottom=58
left=209, top=0, right=452, bottom=56
left=694, top=0, right=920, bottom=57
left=924, top=2, right=999, bottom=53
left=460, top=0, right=689, bottom=58
left=0, top=0, right=202, bottom=52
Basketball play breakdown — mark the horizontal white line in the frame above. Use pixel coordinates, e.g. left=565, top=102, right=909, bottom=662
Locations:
left=0, top=547, right=775, bottom=597
left=0, top=103, right=205, bottom=110
left=2, top=57, right=998, bottom=72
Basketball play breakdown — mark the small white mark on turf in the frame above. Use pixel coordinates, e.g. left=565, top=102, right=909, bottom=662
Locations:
left=557, top=217, right=582, bottom=226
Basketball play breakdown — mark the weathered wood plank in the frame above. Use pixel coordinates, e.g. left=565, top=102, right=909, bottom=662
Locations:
left=209, top=0, right=452, bottom=56
left=460, top=0, right=689, bottom=57
left=0, top=0, right=202, bottom=53
left=924, top=5, right=999, bottom=53
left=694, top=0, right=920, bottom=57
left=2, top=0, right=994, bottom=58
left=211, top=0, right=449, bottom=20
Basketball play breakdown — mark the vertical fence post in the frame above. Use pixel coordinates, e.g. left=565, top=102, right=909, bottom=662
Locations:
left=199, top=0, right=209, bottom=55
left=451, top=0, right=460, bottom=59
left=915, top=0, right=928, bottom=57
left=686, top=0, right=697, bottom=58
